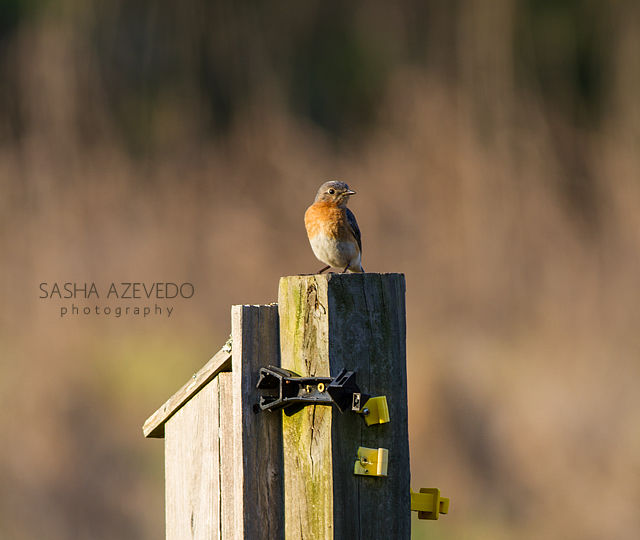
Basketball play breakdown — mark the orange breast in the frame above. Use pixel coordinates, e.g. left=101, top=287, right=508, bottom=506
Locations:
left=304, top=202, right=347, bottom=240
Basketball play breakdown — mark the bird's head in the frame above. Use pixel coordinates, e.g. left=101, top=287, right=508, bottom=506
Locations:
left=314, top=181, right=356, bottom=207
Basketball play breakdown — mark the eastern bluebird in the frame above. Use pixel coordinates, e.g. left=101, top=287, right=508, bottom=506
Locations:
left=304, top=181, right=365, bottom=274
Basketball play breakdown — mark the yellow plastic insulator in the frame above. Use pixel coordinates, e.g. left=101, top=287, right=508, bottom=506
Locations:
left=361, top=396, right=390, bottom=426
left=353, top=447, right=389, bottom=477
left=410, top=488, right=450, bottom=520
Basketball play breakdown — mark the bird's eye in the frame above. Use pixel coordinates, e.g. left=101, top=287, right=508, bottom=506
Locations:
left=328, top=188, right=335, bottom=195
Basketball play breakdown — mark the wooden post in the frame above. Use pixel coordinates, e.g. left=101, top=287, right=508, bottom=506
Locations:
left=278, top=273, right=411, bottom=539
left=231, top=304, right=284, bottom=540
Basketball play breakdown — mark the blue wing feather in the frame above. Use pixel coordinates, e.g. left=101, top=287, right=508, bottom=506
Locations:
left=346, top=208, right=362, bottom=252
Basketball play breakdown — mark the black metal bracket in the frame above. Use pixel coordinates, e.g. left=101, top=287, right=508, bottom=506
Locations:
left=255, top=366, right=370, bottom=416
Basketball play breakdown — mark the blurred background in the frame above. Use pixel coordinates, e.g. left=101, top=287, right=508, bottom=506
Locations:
left=1, top=0, right=639, bottom=538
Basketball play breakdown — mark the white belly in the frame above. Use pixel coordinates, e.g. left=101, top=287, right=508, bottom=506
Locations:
left=309, top=234, right=360, bottom=270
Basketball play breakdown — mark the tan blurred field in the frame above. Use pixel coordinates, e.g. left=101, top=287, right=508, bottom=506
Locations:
left=1, top=2, right=639, bottom=539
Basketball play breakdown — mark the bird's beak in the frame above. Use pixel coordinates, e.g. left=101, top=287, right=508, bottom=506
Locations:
left=346, top=190, right=356, bottom=196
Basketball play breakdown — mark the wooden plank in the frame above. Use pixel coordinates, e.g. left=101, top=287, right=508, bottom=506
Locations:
left=218, top=372, right=235, bottom=540
left=143, top=344, right=232, bottom=438
left=165, top=376, right=221, bottom=540
left=231, top=304, right=284, bottom=540
left=278, top=276, right=334, bottom=540
left=279, top=273, right=411, bottom=540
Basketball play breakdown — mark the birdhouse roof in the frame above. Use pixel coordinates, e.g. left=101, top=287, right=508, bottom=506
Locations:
left=143, top=341, right=232, bottom=438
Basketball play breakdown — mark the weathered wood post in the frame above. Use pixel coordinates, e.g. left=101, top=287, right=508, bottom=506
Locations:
left=278, top=273, right=410, bottom=539
left=230, top=304, right=284, bottom=539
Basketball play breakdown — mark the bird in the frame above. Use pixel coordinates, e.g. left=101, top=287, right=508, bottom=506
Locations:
left=304, top=180, right=365, bottom=274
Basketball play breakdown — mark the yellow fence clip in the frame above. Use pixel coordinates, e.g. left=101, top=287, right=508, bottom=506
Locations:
left=410, top=488, right=450, bottom=520
left=360, top=396, right=390, bottom=426
left=354, top=447, right=388, bottom=477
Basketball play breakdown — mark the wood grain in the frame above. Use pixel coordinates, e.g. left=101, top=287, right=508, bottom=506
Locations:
left=279, top=275, right=334, bottom=540
left=231, top=304, right=284, bottom=540
left=279, top=273, right=411, bottom=540
left=218, top=372, right=235, bottom=540
left=165, top=376, right=221, bottom=540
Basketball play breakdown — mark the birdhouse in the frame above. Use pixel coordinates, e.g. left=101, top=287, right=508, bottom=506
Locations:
left=143, top=273, right=449, bottom=539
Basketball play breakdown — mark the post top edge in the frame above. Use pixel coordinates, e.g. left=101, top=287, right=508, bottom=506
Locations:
left=280, top=272, right=405, bottom=280
left=231, top=302, right=278, bottom=310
